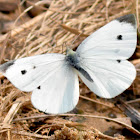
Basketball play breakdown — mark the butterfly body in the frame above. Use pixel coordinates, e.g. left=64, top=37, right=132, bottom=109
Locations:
left=66, top=48, right=93, bottom=82
left=0, top=14, right=137, bottom=114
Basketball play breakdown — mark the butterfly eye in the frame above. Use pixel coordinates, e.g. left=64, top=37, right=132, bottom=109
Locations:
left=21, top=70, right=27, bottom=75
left=117, top=35, right=123, bottom=40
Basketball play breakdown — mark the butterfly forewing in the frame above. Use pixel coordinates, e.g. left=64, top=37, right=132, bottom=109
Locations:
left=76, top=14, right=137, bottom=60
left=0, top=54, right=65, bottom=91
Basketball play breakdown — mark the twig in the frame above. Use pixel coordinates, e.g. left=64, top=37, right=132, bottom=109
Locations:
left=93, top=128, right=119, bottom=140
left=131, top=59, right=140, bottom=65
left=12, top=114, right=140, bottom=136
left=117, top=100, right=140, bottom=127
left=80, top=95, right=115, bottom=108
left=0, top=11, right=53, bottom=44
left=126, top=98, right=140, bottom=104
left=11, top=130, right=49, bottom=139
left=2, top=96, right=30, bottom=128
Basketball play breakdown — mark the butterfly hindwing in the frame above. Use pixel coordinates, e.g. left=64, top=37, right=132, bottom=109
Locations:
left=31, top=64, right=79, bottom=114
left=77, top=59, right=136, bottom=98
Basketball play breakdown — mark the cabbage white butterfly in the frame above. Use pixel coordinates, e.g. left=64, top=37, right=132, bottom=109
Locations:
left=0, top=14, right=137, bottom=114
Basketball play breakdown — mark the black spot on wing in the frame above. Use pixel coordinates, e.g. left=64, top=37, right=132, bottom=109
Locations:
left=33, top=66, right=36, bottom=69
left=117, top=60, right=121, bottom=63
left=0, top=60, right=15, bottom=73
left=37, top=86, right=41, bottom=89
left=21, top=70, right=27, bottom=75
left=116, top=14, right=136, bottom=27
left=117, top=35, right=122, bottom=40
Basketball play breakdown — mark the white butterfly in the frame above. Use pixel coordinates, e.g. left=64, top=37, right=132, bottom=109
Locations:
left=0, top=14, right=137, bottom=114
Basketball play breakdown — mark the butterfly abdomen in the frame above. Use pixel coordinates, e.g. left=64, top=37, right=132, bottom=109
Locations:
left=66, top=48, right=93, bottom=82
left=75, top=66, right=93, bottom=82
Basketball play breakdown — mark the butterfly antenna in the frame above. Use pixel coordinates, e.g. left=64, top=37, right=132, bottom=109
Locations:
left=66, top=31, right=83, bottom=51
left=71, top=31, right=83, bottom=45
left=62, top=42, right=67, bottom=53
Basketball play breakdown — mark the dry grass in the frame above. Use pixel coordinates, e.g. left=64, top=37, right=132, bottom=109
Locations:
left=0, top=0, right=140, bottom=139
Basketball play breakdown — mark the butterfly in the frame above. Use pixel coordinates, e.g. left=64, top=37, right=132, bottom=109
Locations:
left=0, top=14, right=137, bottom=114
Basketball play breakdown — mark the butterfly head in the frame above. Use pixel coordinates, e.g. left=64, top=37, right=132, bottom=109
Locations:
left=66, top=47, right=76, bottom=56
left=65, top=47, right=79, bottom=65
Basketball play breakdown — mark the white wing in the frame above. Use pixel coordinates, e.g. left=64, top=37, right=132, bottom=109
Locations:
left=77, top=59, right=136, bottom=98
left=0, top=53, right=79, bottom=114
left=76, top=14, right=137, bottom=60
left=76, top=14, right=137, bottom=98
left=0, top=54, right=65, bottom=92
left=31, top=64, right=79, bottom=114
